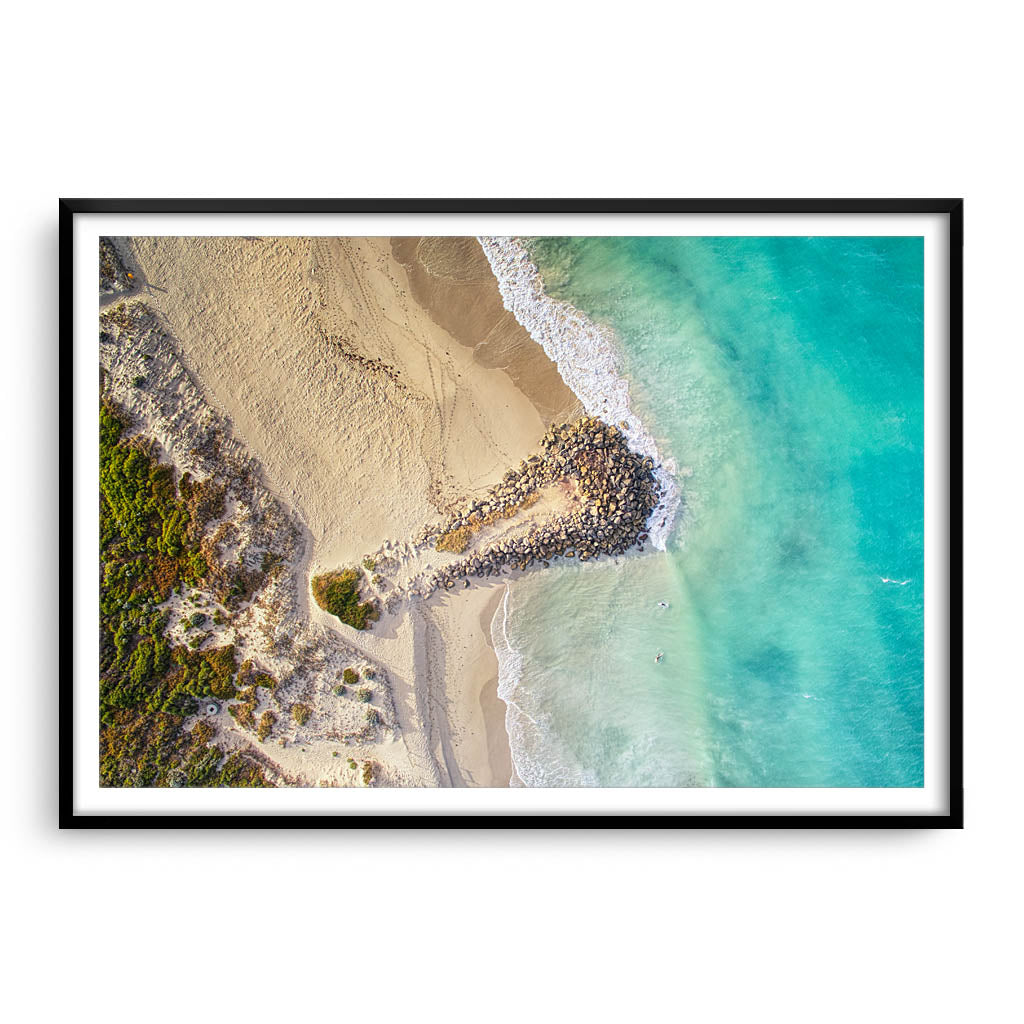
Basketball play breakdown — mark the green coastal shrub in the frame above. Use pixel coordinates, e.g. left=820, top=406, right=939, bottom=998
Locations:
left=97, top=397, right=268, bottom=788
left=356, top=687, right=372, bottom=703
left=291, top=703, right=311, bottom=726
left=310, top=569, right=379, bottom=630
left=343, top=667, right=359, bottom=686
left=257, top=711, right=276, bottom=742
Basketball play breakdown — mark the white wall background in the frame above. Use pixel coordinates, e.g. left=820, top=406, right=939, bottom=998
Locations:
left=2, top=2, right=1016, bottom=1021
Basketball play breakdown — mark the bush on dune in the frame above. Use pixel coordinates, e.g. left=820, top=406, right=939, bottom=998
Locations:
left=310, top=569, right=379, bottom=630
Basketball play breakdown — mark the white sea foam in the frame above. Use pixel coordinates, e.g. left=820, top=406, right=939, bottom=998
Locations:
left=480, top=236, right=682, bottom=787
left=478, top=235, right=680, bottom=550
left=490, top=584, right=528, bottom=787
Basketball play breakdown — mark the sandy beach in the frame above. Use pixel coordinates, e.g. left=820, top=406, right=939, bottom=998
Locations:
left=107, top=235, right=575, bottom=787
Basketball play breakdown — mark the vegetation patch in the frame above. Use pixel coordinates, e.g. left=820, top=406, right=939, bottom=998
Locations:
left=257, top=711, right=276, bottom=742
left=261, top=550, right=284, bottom=575
left=435, top=492, right=541, bottom=556
left=99, top=238, right=132, bottom=292
left=291, top=703, right=312, bottom=726
left=100, top=301, right=137, bottom=335
left=98, top=396, right=268, bottom=788
left=311, top=569, right=379, bottom=630
left=229, top=685, right=259, bottom=730
left=435, top=525, right=472, bottom=554
left=343, top=667, right=359, bottom=686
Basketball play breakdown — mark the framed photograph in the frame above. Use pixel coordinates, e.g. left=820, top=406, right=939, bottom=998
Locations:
left=62, top=199, right=962, bottom=827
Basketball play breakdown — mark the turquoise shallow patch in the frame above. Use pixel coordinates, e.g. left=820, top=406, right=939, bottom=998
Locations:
left=499, top=236, right=923, bottom=788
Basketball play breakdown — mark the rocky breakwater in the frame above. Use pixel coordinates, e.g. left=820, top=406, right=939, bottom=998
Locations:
left=415, top=416, right=662, bottom=597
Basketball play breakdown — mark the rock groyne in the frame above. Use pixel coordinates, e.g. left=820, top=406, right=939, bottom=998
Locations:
left=413, top=416, right=662, bottom=597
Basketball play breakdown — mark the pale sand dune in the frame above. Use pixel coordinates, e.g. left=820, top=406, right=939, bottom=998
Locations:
left=121, top=235, right=560, bottom=787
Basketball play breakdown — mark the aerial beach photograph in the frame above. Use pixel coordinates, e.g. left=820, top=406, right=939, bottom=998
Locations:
left=20, top=0, right=1003, bottom=1012
left=96, top=231, right=925, bottom=791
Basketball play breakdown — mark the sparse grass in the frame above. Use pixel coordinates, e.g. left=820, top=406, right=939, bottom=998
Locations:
left=362, top=762, right=374, bottom=786
left=100, top=302, right=134, bottom=332
left=356, top=686, right=372, bottom=703
left=311, top=569, right=379, bottom=630
left=436, top=492, right=542, bottom=555
left=362, top=556, right=376, bottom=571
left=365, top=707, right=382, bottom=727
left=228, top=687, right=257, bottom=730
left=333, top=684, right=346, bottom=697
left=435, top=525, right=471, bottom=554
left=260, top=550, right=283, bottom=575
left=257, top=711, right=276, bottom=742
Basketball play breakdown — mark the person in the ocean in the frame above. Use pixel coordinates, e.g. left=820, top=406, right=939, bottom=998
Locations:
left=657, top=601, right=669, bottom=608
left=655, top=651, right=664, bottom=663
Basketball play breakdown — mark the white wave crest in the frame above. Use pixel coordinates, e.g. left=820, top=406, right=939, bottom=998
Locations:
left=490, top=583, right=527, bottom=786
left=477, top=236, right=680, bottom=550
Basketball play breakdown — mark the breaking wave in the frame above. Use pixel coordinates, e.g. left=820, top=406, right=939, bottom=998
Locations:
left=478, top=235, right=680, bottom=550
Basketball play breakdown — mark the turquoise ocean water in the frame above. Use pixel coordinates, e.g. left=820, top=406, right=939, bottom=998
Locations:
left=492, top=236, right=924, bottom=787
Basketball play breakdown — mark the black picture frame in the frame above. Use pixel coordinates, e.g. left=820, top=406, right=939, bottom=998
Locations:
left=61, top=198, right=963, bottom=829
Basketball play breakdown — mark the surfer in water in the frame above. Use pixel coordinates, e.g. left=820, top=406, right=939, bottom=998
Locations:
left=655, top=651, right=664, bottom=663
left=657, top=601, right=669, bottom=608
left=880, top=577, right=911, bottom=586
